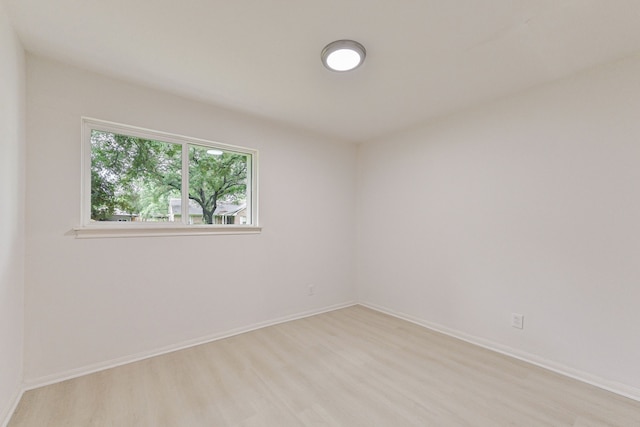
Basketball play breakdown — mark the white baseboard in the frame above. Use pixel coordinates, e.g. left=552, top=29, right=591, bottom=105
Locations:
left=360, top=301, right=640, bottom=403
left=1, top=388, right=24, bottom=427
left=23, top=301, right=357, bottom=391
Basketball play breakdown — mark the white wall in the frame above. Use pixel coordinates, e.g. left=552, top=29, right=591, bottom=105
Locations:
left=0, top=1, right=25, bottom=423
left=358, top=54, right=640, bottom=397
left=24, top=55, right=357, bottom=384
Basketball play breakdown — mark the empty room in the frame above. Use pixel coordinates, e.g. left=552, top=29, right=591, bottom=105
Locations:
left=1, top=0, right=640, bottom=425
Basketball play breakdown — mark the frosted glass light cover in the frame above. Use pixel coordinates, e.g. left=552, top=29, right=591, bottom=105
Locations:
left=326, top=49, right=362, bottom=71
left=322, top=40, right=366, bottom=72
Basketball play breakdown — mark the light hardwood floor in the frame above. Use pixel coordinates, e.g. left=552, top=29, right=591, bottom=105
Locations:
left=9, top=306, right=640, bottom=426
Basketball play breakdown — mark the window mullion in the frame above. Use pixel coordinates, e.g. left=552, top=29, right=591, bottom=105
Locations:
left=181, top=143, right=189, bottom=224
left=247, top=154, right=253, bottom=225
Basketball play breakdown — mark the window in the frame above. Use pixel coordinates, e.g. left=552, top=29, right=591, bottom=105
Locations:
left=78, top=118, right=259, bottom=237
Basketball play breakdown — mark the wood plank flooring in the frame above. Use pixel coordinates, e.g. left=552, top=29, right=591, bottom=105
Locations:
left=9, top=306, right=640, bottom=426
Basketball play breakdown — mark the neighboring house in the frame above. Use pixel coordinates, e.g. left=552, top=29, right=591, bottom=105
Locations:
left=168, top=198, right=247, bottom=224
left=108, top=212, right=138, bottom=222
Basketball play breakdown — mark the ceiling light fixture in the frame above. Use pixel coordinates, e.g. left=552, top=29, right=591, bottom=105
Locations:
left=321, top=40, right=366, bottom=72
left=206, top=149, right=223, bottom=155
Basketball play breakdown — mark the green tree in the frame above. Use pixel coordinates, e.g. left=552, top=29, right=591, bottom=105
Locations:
left=90, top=131, right=247, bottom=224
left=188, top=146, right=247, bottom=224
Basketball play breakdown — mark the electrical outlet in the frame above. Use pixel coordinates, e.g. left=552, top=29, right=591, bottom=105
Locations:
left=308, top=284, right=315, bottom=296
left=511, top=313, right=524, bottom=329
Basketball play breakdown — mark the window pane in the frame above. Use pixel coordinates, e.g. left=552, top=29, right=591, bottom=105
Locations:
left=90, top=130, right=182, bottom=222
left=187, top=144, right=250, bottom=225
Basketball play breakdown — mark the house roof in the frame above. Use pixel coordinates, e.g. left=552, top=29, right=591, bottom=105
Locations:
left=169, top=198, right=246, bottom=216
left=5, top=1, right=640, bottom=142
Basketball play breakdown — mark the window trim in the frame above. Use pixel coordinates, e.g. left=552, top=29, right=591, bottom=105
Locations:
left=78, top=117, right=260, bottom=237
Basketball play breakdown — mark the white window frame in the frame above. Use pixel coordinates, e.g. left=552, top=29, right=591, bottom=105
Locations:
left=75, top=117, right=260, bottom=238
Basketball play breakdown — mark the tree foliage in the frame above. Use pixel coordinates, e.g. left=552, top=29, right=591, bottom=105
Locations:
left=90, top=130, right=247, bottom=224
left=188, top=146, right=247, bottom=224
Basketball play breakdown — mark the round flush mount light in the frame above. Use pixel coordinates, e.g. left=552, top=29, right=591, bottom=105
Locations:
left=321, top=40, right=366, bottom=72
left=206, top=149, right=223, bottom=156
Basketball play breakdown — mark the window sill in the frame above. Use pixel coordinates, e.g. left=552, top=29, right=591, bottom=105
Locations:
left=73, top=225, right=262, bottom=239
